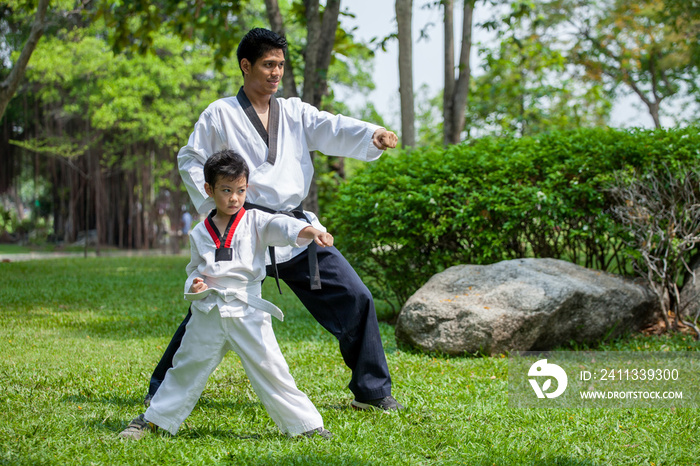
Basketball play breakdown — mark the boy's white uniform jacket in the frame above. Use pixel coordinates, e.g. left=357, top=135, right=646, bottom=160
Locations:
left=184, top=209, right=312, bottom=320
left=177, top=89, right=383, bottom=265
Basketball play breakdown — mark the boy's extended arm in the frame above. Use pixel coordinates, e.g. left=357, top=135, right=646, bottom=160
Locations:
left=298, top=226, right=334, bottom=247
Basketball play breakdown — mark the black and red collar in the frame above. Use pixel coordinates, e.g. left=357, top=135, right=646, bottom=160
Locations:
left=204, top=208, right=246, bottom=248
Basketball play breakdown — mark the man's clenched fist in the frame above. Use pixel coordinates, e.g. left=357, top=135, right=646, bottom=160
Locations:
left=372, top=129, right=399, bottom=150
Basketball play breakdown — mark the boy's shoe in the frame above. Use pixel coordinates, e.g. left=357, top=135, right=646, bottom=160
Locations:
left=301, top=427, right=333, bottom=439
left=351, top=395, right=405, bottom=412
left=118, top=414, right=157, bottom=440
left=143, top=394, right=153, bottom=408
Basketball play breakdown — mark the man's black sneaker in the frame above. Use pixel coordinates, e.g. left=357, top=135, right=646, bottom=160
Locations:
left=351, top=395, right=405, bottom=411
left=143, top=394, right=153, bottom=408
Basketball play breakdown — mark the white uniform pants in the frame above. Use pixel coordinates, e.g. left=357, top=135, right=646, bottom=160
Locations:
left=144, top=308, right=323, bottom=436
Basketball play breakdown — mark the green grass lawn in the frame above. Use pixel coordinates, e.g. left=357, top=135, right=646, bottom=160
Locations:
left=0, top=244, right=33, bottom=254
left=1, top=257, right=698, bottom=465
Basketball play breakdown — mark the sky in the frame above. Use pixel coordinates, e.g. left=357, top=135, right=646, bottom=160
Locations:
left=337, top=0, right=662, bottom=132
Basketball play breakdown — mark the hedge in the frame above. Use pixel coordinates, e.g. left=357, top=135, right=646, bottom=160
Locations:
left=326, top=126, right=700, bottom=316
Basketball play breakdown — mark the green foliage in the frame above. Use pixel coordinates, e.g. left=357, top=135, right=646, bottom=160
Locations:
left=5, top=2, right=380, bottom=249
left=24, top=22, right=238, bottom=154
left=95, top=0, right=257, bottom=68
left=327, top=126, right=700, bottom=313
left=0, top=205, right=51, bottom=245
left=518, top=0, right=700, bottom=126
left=469, top=33, right=612, bottom=136
left=0, top=206, right=19, bottom=236
left=9, top=19, right=242, bottom=245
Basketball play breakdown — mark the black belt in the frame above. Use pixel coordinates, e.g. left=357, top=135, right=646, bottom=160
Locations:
left=244, top=202, right=321, bottom=293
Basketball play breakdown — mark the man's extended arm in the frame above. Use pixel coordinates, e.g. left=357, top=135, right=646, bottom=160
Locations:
left=299, top=100, right=395, bottom=162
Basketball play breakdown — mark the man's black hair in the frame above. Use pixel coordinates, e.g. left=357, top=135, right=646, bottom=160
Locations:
left=236, top=27, right=287, bottom=76
left=204, top=149, right=250, bottom=187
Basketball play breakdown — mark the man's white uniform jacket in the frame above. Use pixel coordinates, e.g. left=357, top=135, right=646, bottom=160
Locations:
left=177, top=88, right=384, bottom=265
left=184, top=208, right=312, bottom=321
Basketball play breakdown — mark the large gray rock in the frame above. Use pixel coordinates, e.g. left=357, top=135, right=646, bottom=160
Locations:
left=395, top=258, right=658, bottom=355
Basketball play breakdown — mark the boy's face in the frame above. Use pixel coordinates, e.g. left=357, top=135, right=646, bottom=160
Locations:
left=204, top=175, right=247, bottom=218
left=241, top=48, right=285, bottom=96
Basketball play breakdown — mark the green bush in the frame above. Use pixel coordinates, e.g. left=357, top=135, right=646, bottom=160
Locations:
left=327, top=126, right=700, bottom=315
left=0, top=206, right=53, bottom=246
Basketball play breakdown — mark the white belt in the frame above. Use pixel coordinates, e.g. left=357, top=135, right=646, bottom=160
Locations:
left=184, top=279, right=284, bottom=321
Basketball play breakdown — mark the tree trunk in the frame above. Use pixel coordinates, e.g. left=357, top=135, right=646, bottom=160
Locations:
left=0, top=0, right=50, bottom=120
left=313, top=0, right=341, bottom=108
left=1, top=116, right=15, bottom=194
left=302, top=0, right=322, bottom=107
left=648, top=100, right=661, bottom=128
left=301, top=0, right=342, bottom=214
left=261, top=0, right=342, bottom=214
left=443, top=0, right=455, bottom=146
left=127, top=170, right=134, bottom=249
left=451, top=1, right=472, bottom=142
left=396, top=0, right=415, bottom=147
left=264, top=0, right=299, bottom=98
left=443, top=0, right=474, bottom=145
left=302, top=0, right=341, bottom=108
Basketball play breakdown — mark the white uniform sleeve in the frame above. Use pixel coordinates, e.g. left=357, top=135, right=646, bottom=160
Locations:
left=299, top=101, right=384, bottom=162
left=177, top=108, right=227, bottom=214
left=256, top=212, right=314, bottom=248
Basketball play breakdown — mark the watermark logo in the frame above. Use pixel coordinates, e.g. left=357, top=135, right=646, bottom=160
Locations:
left=509, top=352, right=699, bottom=408
left=528, top=359, right=568, bottom=399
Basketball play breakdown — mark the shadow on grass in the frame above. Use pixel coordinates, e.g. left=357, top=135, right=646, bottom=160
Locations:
left=531, top=458, right=600, bottom=466
left=84, top=416, right=274, bottom=444
left=219, top=453, right=377, bottom=466
left=62, top=393, right=147, bottom=409
left=69, top=314, right=187, bottom=340
left=316, top=402, right=352, bottom=411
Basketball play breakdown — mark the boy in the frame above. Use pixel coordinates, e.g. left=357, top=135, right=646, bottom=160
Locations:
left=119, top=149, right=333, bottom=440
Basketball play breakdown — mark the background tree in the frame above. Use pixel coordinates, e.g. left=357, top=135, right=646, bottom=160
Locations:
left=298, top=0, right=342, bottom=213
left=536, top=0, right=700, bottom=127
left=0, top=0, right=50, bottom=120
left=98, top=0, right=250, bottom=68
left=442, top=0, right=474, bottom=145
left=300, top=0, right=341, bottom=109
left=1, top=0, right=88, bottom=197
left=2, top=1, right=377, bottom=248
left=396, top=0, right=415, bottom=147
left=10, top=19, right=237, bottom=248
left=468, top=38, right=611, bottom=136
left=467, top=1, right=611, bottom=136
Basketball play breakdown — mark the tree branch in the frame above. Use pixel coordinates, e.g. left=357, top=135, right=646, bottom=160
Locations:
left=0, top=0, right=50, bottom=119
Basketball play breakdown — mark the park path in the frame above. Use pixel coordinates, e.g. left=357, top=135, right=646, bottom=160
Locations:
left=0, top=249, right=187, bottom=263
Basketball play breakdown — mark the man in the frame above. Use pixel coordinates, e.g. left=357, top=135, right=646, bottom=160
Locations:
left=147, top=27, right=402, bottom=411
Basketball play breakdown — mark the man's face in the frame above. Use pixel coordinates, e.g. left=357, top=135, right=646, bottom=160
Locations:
left=241, top=49, right=285, bottom=96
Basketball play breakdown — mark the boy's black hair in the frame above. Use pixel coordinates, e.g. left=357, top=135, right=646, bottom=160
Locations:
left=203, top=149, right=249, bottom=187
left=236, top=28, right=287, bottom=76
